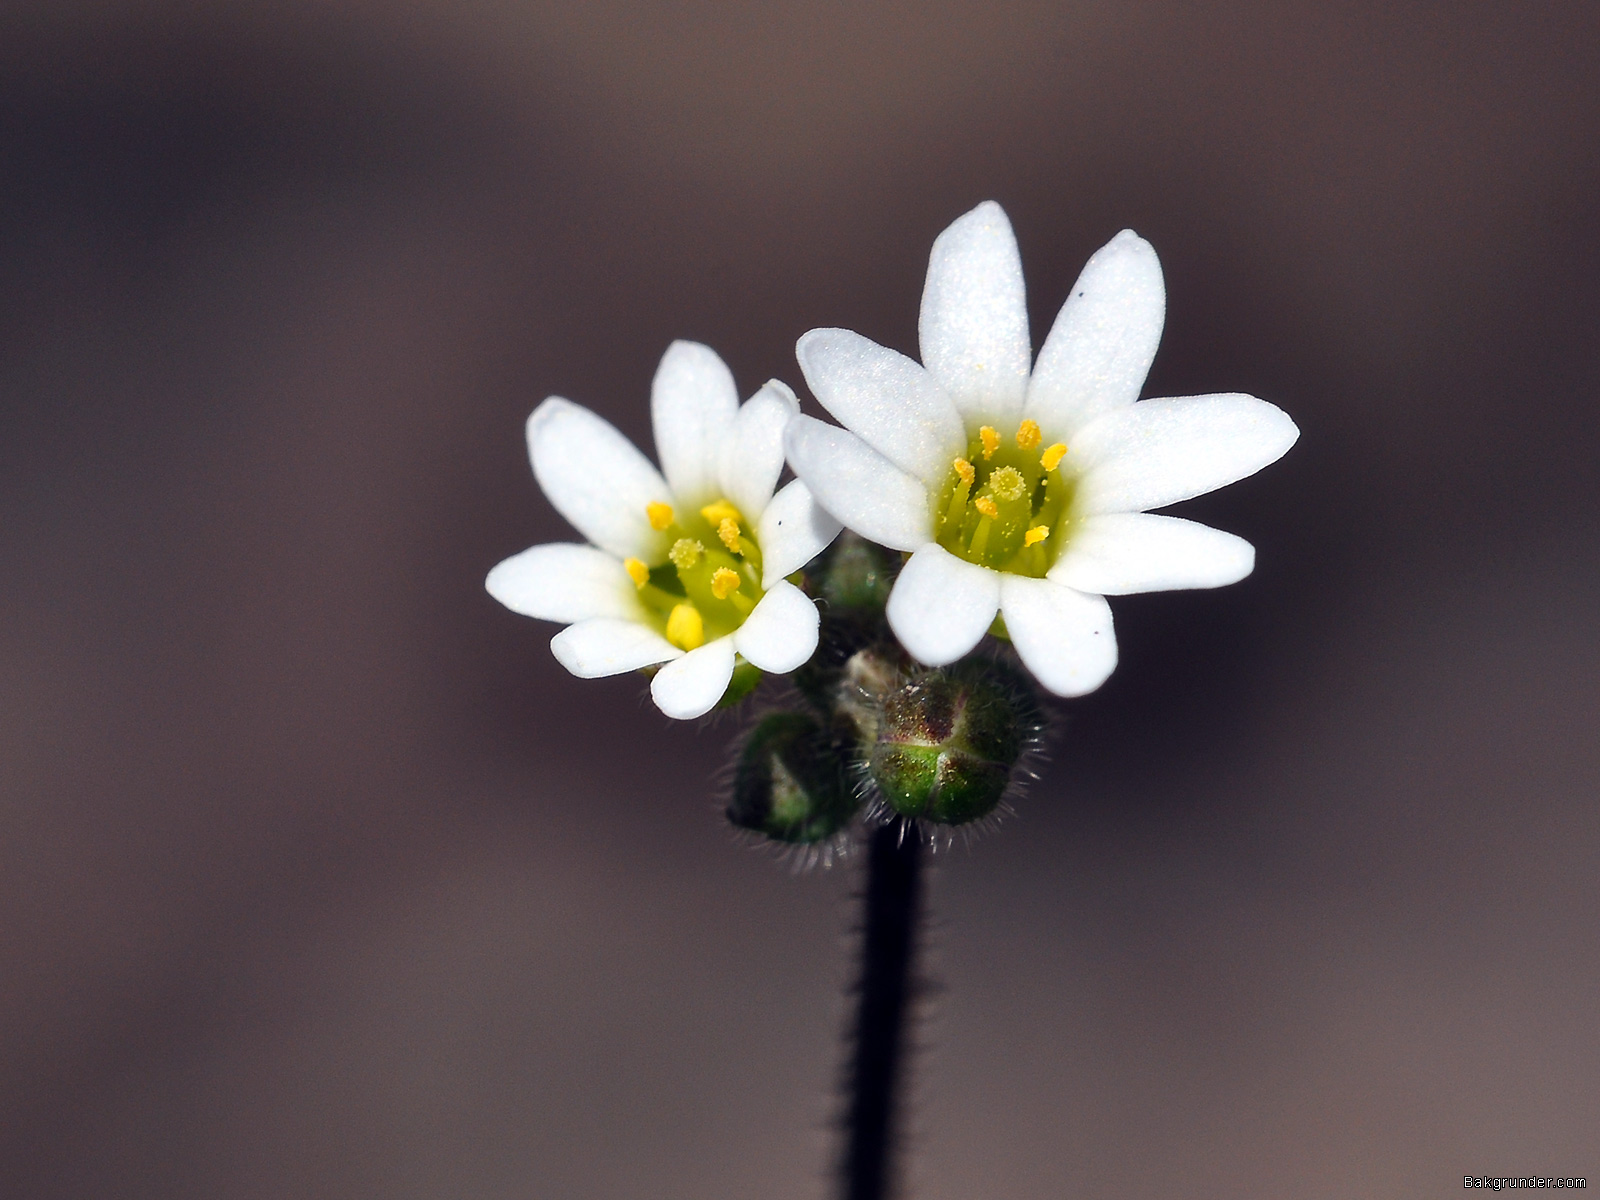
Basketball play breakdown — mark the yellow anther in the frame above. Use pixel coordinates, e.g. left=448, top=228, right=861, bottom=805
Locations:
left=1040, top=443, right=1068, bottom=472
left=953, top=457, right=975, bottom=488
left=623, top=557, right=650, bottom=588
left=1024, top=525, right=1051, bottom=548
left=699, top=499, right=741, bottom=527
left=1016, top=419, right=1042, bottom=450
left=710, top=567, right=740, bottom=600
left=989, top=466, right=1026, bottom=503
left=646, top=501, right=674, bottom=531
left=974, top=496, right=999, bottom=520
left=668, top=538, right=704, bottom=571
left=979, top=426, right=1001, bottom=460
left=717, top=517, right=741, bottom=553
left=665, top=603, right=705, bottom=651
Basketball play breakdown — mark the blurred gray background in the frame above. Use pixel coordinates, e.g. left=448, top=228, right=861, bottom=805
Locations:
left=2, top=2, right=1597, bottom=1196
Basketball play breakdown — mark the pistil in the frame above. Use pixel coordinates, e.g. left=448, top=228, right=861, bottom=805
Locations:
left=930, top=420, right=1077, bottom=576
left=632, top=497, right=768, bottom=648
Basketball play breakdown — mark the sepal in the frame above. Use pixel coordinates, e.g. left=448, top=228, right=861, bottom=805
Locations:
left=727, top=712, right=863, bottom=844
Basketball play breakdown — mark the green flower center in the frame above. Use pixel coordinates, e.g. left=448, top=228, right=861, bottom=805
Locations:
left=625, top=499, right=765, bottom=650
left=932, top=419, right=1076, bottom=576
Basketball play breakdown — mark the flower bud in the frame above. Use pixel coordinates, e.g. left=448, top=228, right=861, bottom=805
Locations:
left=728, top=712, right=861, bottom=843
left=868, top=661, right=1042, bottom=825
left=814, top=532, right=897, bottom=612
left=792, top=534, right=905, bottom=716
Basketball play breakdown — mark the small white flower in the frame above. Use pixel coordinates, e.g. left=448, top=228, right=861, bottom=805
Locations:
left=785, top=201, right=1299, bottom=697
left=487, top=341, right=842, bottom=719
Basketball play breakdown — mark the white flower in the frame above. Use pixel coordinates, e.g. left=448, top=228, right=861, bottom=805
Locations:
left=784, top=201, right=1299, bottom=698
left=487, top=341, right=842, bottom=719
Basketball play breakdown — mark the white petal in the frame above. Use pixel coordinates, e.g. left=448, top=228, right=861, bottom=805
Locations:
left=1025, top=230, right=1165, bottom=441
left=1048, top=513, right=1255, bottom=595
left=719, top=379, right=798, bottom=521
left=550, top=617, right=680, bottom=678
left=758, top=478, right=843, bottom=586
left=1069, top=393, right=1300, bottom=515
left=998, top=576, right=1117, bottom=698
left=734, top=579, right=819, bottom=673
left=485, top=543, right=642, bottom=622
left=919, top=200, right=1030, bottom=425
left=795, top=329, right=965, bottom=488
left=885, top=543, right=1000, bottom=666
left=784, top=417, right=931, bottom=553
left=650, top=636, right=737, bottom=720
left=527, top=398, right=671, bottom=562
left=651, top=340, right=740, bottom=504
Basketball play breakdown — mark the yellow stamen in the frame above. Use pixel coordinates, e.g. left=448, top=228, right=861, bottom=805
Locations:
left=717, top=517, right=741, bottom=553
left=665, top=603, right=705, bottom=651
left=974, top=496, right=999, bottom=520
left=699, top=499, right=741, bottom=527
left=1016, top=419, right=1041, bottom=450
left=710, top=567, right=740, bottom=600
left=1023, top=525, right=1050, bottom=547
left=953, top=457, right=975, bottom=488
left=989, top=466, right=1026, bottom=503
left=646, top=501, right=674, bottom=531
left=1040, top=443, right=1068, bottom=472
left=623, top=557, right=650, bottom=588
left=668, top=538, right=703, bottom=570
left=979, top=426, right=1001, bottom=460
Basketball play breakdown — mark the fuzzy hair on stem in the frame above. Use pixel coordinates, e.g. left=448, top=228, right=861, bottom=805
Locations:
left=840, top=819, right=924, bottom=1200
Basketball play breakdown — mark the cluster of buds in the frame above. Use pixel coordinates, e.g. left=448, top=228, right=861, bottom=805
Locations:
left=727, top=535, right=1046, bottom=848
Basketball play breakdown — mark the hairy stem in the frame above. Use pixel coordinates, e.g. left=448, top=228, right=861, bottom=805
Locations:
left=842, top=819, right=924, bottom=1200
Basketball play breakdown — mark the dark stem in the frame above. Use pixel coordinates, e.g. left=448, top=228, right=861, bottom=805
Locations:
left=842, top=819, right=924, bottom=1200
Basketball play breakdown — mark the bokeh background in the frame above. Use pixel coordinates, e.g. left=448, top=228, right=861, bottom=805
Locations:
left=3, top=2, right=1597, bottom=1196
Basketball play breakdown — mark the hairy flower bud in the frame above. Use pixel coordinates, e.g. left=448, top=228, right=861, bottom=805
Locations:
left=793, top=534, right=905, bottom=716
left=728, top=712, right=861, bottom=843
left=815, top=532, right=897, bottom=612
left=868, top=661, right=1042, bottom=825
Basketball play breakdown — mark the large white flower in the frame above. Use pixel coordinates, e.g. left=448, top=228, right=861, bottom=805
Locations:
left=785, top=201, right=1299, bottom=697
left=487, top=341, right=842, bottom=719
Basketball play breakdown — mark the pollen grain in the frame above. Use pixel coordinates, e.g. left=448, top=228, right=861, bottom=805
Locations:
left=646, top=501, right=675, bottom=531
left=1040, top=443, right=1068, bottom=472
left=623, top=557, right=650, bottom=588
left=974, top=496, right=999, bottom=520
left=1016, top=419, right=1042, bottom=450
left=710, top=567, right=741, bottom=600
left=717, top=517, right=741, bottom=553
left=1023, top=525, right=1050, bottom=547
left=979, top=426, right=1001, bottom=460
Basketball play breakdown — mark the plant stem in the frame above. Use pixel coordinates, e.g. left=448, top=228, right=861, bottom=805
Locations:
left=842, top=819, right=924, bottom=1200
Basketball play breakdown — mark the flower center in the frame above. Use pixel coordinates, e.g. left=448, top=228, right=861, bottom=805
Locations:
left=624, top=499, right=764, bottom=650
left=932, top=419, right=1075, bottom=576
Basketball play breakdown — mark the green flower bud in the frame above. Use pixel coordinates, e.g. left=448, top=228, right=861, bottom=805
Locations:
left=814, top=532, right=897, bottom=612
left=728, top=712, right=861, bottom=844
left=792, top=534, right=905, bottom=716
left=868, top=661, right=1043, bottom=825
